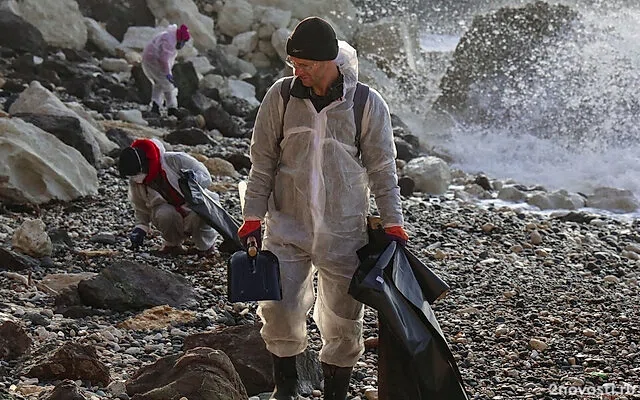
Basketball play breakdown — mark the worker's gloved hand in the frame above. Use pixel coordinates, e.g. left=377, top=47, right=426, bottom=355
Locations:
left=129, top=227, right=147, bottom=249
left=166, top=73, right=175, bottom=85
left=384, top=226, right=409, bottom=247
left=238, top=220, right=262, bottom=251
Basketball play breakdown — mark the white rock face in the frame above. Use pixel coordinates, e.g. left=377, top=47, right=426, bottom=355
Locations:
left=8, top=0, right=87, bottom=50
left=101, top=58, right=131, bottom=73
left=0, top=118, right=99, bottom=205
left=116, top=110, right=148, bottom=126
left=85, top=17, right=120, bottom=56
left=117, top=26, right=167, bottom=53
left=217, top=0, right=255, bottom=37
left=11, top=219, right=52, bottom=258
left=498, top=186, right=527, bottom=203
left=146, top=0, right=217, bottom=51
left=225, top=79, right=260, bottom=107
left=246, top=0, right=358, bottom=41
left=404, top=156, right=452, bottom=195
left=9, top=81, right=116, bottom=162
left=271, top=27, right=290, bottom=62
left=232, top=31, right=259, bottom=56
left=587, top=187, right=639, bottom=213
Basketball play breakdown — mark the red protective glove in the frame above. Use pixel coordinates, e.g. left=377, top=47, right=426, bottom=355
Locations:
left=238, top=220, right=262, bottom=250
left=384, top=226, right=409, bottom=246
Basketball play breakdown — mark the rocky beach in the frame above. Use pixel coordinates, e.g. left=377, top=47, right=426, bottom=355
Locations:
left=1, top=0, right=640, bottom=399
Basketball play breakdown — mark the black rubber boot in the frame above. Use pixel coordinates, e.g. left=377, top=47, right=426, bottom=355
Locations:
left=322, top=362, right=353, bottom=400
left=167, top=107, right=179, bottom=117
left=150, top=102, right=160, bottom=114
left=270, top=354, right=299, bottom=400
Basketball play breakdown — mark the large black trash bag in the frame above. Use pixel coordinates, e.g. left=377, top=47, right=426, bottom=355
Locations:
left=178, top=171, right=243, bottom=251
left=349, top=223, right=468, bottom=400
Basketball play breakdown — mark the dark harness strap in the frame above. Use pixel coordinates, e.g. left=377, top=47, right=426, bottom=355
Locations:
left=280, top=77, right=370, bottom=157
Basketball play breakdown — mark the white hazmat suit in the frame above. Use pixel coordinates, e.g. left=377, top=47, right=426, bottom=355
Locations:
left=129, top=139, right=217, bottom=251
left=243, top=42, right=404, bottom=367
left=142, top=25, right=179, bottom=109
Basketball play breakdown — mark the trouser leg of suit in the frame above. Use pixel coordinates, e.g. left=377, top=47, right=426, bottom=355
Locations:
left=258, top=241, right=365, bottom=367
left=313, top=258, right=364, bottom=367
left=258, top=242, right=315, bottom=358
left=151, top=203, right=185, bottom=247
left=183, top=211, right=217, bottom=251
left=164, top=85, right=178, bottom=109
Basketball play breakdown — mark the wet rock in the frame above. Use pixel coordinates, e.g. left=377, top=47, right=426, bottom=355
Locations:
left=184, top=325, right=322, bottom=396
left=0, top=10, right=46, bottom=55
left=0, top=247, right=40, bottom=271
left=0, top=321, right=33, bottom=360
left=24, top=342, right=110, bottom=386
left=203, top=102, right=244, bottom=138
left=165, top=128, right=214, bottom=146
left=126, top=347, right=247, bottom=400
left=77, top=261, right=198, bottom=312
left=41, top=379, right=87, bottom=400
left=13, top=113, right=96, bottom=166
left=225, top=152, right=252, bottom=172
left=172, top=62, right=200, bottom=110
left=76, top=0, right=154, bottom=41
left=394, top=137, right=419, bottom=162
left=433, top=2, right=578, bottom=123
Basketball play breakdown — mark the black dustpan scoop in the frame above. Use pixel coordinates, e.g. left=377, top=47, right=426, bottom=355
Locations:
left=228, top=237, right=282, bottom=302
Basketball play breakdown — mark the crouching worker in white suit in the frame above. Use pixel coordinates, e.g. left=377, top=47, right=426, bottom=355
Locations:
left=118, top=138, right=217, bottom=256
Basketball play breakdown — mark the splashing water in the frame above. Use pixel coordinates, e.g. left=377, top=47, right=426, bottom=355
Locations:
left=404, top=4, right=640, bottom=205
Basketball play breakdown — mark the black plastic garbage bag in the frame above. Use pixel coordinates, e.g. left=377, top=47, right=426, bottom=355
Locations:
left=178, top=171, right=243, bottom=252
left=349, top=227, right=468, bottom=400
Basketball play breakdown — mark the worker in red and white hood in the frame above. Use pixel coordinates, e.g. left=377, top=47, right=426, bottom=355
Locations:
left=141, top=24, right=190, bottom=116
left=117, top=138, right=216, bottom=256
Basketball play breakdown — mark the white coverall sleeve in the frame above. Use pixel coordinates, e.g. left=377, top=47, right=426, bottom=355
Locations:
left=243, top=81, right=285, bottom=219
left=164, top=152, right=212, bottom=188
left=128, top=181, right=160, bottom=231
left=359, top=89, right=404, bottom=227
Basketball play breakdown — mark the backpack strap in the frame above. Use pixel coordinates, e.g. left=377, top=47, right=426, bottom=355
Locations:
left=353, top=82, right=370, bottom=158
left=280, top=77, right=294, bottom=115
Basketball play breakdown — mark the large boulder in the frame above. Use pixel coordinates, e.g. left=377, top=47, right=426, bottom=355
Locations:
left=77, top=261, right=198, bottom=312
left=9, top=81, right=117, bottom=165
left=246, top=0, right=359, bottom=41
left=126, top=347, right=248, bottom=400
left=0, top=118, right=98, bottom=205
left=75, top=0, right=154, bottom=41
left=146, top=0, right=217, bottom=51
left=433, top=2, right=578, bottom=124
left=6, top=0, right=88, bottom=50
left=24, top=342, right=110, bottom=386
left=0, top=10, right=46, bottom=55
left=84, top=17, right=120, bottom=56
left=403, top=156, right=452, bottom=195
left=184, top=325, right=322, bottom=396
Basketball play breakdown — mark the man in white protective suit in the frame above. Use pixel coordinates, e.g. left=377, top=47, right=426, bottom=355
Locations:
left=238, top=17, right=409, bottom=400
left=118, top=138, right=218, bottom=256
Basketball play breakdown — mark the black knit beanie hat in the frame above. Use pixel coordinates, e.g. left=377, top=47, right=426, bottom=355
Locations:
left=286, top=17, right=339, bottom=61
left=118, top=146, right=148, bottom=177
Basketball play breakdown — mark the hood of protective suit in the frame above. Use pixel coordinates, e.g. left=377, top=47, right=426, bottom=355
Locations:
left=335, top=40, right=359, bottom=93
